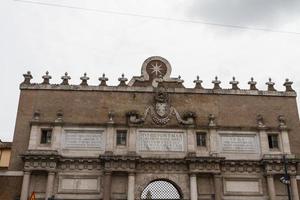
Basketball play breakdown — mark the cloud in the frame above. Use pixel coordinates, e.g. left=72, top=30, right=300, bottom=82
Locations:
left=187, top=0, right=300, bottom=27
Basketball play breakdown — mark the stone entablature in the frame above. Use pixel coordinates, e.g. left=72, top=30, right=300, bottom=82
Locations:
left=21, top=151, right=299, bottom=175
left=262, top=154, right=298, bottom=175
left=22, top=150, right=60, bottom=171
left=59, top=158, right=101, bottom=171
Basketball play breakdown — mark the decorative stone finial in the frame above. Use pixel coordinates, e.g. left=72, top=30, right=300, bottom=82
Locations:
left=61, top=72, right=71, bottom=85
left=283, top=78, right=294, bottom=92
left=80, top=73, right=89, bottom=86
left=212, top=76, right=221, bottom=89
left=99, top=73, right=109, bottom=86
left=55, top=110, right=63, bottom=122
left=208, top=114, right=216, bottom=127
left=257, top=114, right=265, bottom=128
left=108, top=111, right=115, bottom=124
left=229, top=76, right=239, bottom=90
left=193, top=76, right=203, bottom=89
left=42, top=71, right=52, bottom=84
left=118, top=73, right=128, bottom=87
left=177, top=75, right=184, bottom=83
left=278, top=115, right=287, bottom=129
left=266, top=78, right=276, bottom=91
left=22, top=71, right=33, bottom=84
left=248, top=77, right=258, bottom=90
left=33, top=110, right=40, bottom=121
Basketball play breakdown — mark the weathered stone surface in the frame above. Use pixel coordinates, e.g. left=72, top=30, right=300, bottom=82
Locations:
left=5, top=57, right=300, bottom=200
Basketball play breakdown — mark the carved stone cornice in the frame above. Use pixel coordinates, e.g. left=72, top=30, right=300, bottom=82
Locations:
left=59, top=158, right=101, bottom=171
left=261, top=154, right=299, bottom=175
left=20, top=83, right=297, bottom=97
left=99, top=154, right=141, bottom=172
left=22, top=150, right=60, bottom=171
left=137, top=158, right=187, bottom=172
left=22, top=150, right=60, bottom=159
left=221, top=160, right=262, bottom=174
left=186, top=155, right=224, bottom=173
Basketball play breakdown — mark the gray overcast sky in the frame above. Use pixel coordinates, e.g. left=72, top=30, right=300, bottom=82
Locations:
left=1, top=0, right=300, bottom=141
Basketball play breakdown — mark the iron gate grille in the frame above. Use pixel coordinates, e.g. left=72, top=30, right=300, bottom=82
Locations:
left=141, top=180, right=181, bottom=200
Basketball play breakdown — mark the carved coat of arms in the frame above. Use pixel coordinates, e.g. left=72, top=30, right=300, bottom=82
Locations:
left=154, top=87, right=170, bottom=118
left=126, top=85, right=196, bottom=126
left=149, top=86, right=173, bottom=125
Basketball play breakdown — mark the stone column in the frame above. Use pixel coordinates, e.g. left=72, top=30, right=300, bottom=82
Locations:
left=291, top=175, right=299, bottom=200
left=190, top=173, right=198, bottom=200
left=266, top=175, right=276, bottom=200
left=127, top=173, right=135, bottom=200
left=103, top=171, right=112, bottom=200
left=45, top=171, right=55, bottom=200
left=213, top=174, right=222, bottom=200
left=20, top=171, right=31, bottom=200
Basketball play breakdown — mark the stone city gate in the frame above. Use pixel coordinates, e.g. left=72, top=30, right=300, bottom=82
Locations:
left=8, top=56, right=300, bottom=200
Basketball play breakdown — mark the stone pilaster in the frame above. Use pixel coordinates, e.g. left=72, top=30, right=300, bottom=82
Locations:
left=280, top=129, right=291, bottom=154
left=258, top=128, right=269, bottom=155
left=190, top=173, right=198, bottom=200
left=103, top=171, right=112, bottom=200
left=266, top=175, right=276, bottom=200
left=106, top=126, right=114, bottom=152
left=128, top=127, right=137, bottom=152
left=20, top=171, right=31, bottom=200
left=187, top=128, right=196, bottom=153
left=208, top=127, right=218, bottom=154
left=127, top=173, right=135, bottom=200
left=28, top=125, right=39, bottom=150
left=45, top=171, right=55, bottom=200
left=52, top=125, right=62, bottom=150
left=213, top=174, right=222, bottom=200
left=291, top=175, right=299, bottom=200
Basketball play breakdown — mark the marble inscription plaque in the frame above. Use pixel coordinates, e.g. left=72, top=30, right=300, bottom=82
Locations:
left=60, top=178, right=99, bottom=192
left=220, top=134, right=258, bottom=153
left=225, top=180, right=260, bottom=193
left=64, top=130, right=104, bottom=149
left=138, top=131, right=184, bottom=152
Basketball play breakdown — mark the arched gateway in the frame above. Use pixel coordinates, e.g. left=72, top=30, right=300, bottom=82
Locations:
left=141, top=180, right=182, bottom=200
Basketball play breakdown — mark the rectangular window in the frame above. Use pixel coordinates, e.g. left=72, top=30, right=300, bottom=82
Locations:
left=268, top=134, right=279, bottom=149
left=40, top=129, right=52, bottom=144
left=196, top=132, right=206, bottom=147
left=116, top=130, right=127, bottom=146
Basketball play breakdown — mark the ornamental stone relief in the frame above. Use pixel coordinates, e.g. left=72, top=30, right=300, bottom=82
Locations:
left=139, top=56, right=172, bottom=87
left=136, top=162, right=187, bottom=172
left=127, top=86, right=196, bottom=126
left=264, top=163, right=297, bottom=174
left=59, top=159, right=101, bottom=171
left=221, top=161, right=261, bottom=174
